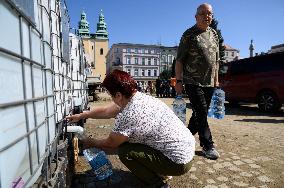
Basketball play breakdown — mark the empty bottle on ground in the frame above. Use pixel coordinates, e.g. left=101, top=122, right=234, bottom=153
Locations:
left=173, top=95, right=186, bottom=124
left=208, top=88, right=225, bottom=119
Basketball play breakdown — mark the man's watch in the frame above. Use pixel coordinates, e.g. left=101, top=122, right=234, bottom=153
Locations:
left=177, top=80, right=183, bottom=84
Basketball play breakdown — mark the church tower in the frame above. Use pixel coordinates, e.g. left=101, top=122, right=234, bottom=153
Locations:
left=249, top=39, right=254, bottom=57
left=95, top=10, right=108, bottom=39
left=94, top=10, right=109, bottom=82
left=78, top=11, right=90, bottom=37
left=77, top=10, right=109, bottom=83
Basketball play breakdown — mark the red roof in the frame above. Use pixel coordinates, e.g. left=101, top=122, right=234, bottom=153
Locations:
left=224, top=44, right=239, bottom=52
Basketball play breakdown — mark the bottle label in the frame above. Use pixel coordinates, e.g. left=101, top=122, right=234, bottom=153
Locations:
left=173, top=98, right=186, bottom=125
left=88, top=152, right=113, bottom=180
left=208, top=89, right=225, bottom=119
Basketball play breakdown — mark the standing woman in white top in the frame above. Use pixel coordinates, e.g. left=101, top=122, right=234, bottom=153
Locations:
left=67, top=70, right=195, bottom=188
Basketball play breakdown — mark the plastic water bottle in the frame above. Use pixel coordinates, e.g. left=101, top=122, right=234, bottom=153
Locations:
left=173, top=95, right=186, bottom=124
left=83, top=147, right=113, bottom=180
left=208, top=88, right=225, bottom=119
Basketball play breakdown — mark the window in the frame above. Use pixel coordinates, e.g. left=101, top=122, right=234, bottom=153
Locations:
left=226, top=52, right=228, bottom=56
left=127, top=57, right=131, bottom=64
left=148, top=70, right=151, bottom=76
left=127, top=48, right=131, bottom=53
left=127, top=69, right=131, bottom=75
left=162, top=55, right=166, bottom=62
left=169, top=56, right=172, bottom=63
left=135, top=58, right=138, bottom=64
left=134, top=69, right=138, bottom=76
left=154, top=70, right=157, bottom=76
left=92, top=46, right=93, bottom=50
left=231, top=52, right=234, bottom=57
left=142, top=58, right=145, bottom=65
left=230, top=52, right=284, bottom=75
left=100, top=48, right=103, bottom=55
left=115, top=57, right=121, bottom=65
left=141, top=69, right=145, bottom=76
left=154, top=58, right=157, bottom=65
left=141, top=49, right=145, bottom=54
left=148, top=58, right=151, bottom=65
left=115, top=48, right=119, bottom=53
left=135, top=48, right=138, bottom=53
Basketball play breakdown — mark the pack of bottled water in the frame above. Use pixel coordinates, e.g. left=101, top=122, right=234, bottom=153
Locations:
left=208, top=88, right=225, bottom=119
left=83, top=147, right=113, bottom=180
left=173, top=95, right=186, bottom=125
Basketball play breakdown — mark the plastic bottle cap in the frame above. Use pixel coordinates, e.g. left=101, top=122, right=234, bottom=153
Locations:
left=176, top=95, right=182, bottom=99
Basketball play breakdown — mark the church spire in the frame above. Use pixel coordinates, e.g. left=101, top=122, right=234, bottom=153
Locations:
left=249, top=39, right=254, bottom=57
left=78, top=11, right=90, bottom=37
left=95, top=10, right=108, bottom=39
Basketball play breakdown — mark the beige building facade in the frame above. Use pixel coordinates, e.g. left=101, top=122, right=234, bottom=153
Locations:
left=94, top=38, right=108, bottom=81
left=224, top=44, right=239, bottom=62
left=78, top=10, right=108, bottom=83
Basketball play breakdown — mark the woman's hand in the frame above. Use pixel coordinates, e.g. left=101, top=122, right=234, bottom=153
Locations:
left=214, top=81, right=219, bottom=88
left=175, top=82, right=184, bottom=95
left=66, top=114, right=82, bottom=123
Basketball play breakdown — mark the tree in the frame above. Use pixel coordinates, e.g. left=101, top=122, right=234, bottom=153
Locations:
left=210, top=18, right=226, bottom=69
left=159, top=69, right=171, bottom=80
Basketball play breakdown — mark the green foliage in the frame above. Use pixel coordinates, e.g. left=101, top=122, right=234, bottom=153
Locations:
left=210, top=18, right=225, bottom=63
left=159, top=69, right=171, bottom=80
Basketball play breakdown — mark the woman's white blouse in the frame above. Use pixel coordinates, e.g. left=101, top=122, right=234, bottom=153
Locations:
left=113, top=92, right=195, bottom=164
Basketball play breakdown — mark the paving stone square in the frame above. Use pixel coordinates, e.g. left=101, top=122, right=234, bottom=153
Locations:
left=73, top=95, right=284, bottom=188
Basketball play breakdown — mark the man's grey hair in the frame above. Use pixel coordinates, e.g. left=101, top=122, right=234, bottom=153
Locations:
left=196, top=3, right=213, bottom=15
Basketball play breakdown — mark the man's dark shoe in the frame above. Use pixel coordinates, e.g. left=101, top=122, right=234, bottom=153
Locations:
left=202, top=147, right=220, bottom=160
left=160, top=183, right=170, bottom=188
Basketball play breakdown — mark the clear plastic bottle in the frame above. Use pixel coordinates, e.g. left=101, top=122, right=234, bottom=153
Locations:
left=173, top=95, right=186, bottom=124
left=76, top=132, right=113, bottom=180
left=83, top=147, right=113, bottom=180
left=208, top=88, right=225, bottom=119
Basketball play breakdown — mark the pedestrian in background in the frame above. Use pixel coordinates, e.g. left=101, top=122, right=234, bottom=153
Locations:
left=155, top=77, right=162, bottom=97
left=67, top=70, right=195, bottom=187
left=175, top=3, right=220, bottom=159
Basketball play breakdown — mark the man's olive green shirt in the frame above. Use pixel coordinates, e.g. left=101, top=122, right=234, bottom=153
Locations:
left=177, top=25, right=219, bottom=87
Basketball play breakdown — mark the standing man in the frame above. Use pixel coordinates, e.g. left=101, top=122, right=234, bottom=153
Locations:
left=175, top=3, right=220, bottom=159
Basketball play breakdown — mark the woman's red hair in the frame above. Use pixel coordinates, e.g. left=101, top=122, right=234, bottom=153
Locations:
left=102, top=70, right=137, bottom=98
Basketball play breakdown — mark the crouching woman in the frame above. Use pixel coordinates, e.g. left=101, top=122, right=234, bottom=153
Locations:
left=67, top=70, right=195, bottom=188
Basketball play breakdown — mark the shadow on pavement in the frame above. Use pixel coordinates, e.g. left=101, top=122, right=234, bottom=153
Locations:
left=225, top=103, right=284, bottom=117
left=194, top=150, right=204, bottom=157
left=110, top=169, right=142, bottom=188
left=234, top=118, right=284, bottom=124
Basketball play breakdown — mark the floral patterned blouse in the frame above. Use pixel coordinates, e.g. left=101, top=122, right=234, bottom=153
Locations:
left=113, top=92, right=195, bottom=164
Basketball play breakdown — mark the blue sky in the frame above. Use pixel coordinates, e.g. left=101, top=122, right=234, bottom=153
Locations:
left=67, top=0, right=284, bottom=58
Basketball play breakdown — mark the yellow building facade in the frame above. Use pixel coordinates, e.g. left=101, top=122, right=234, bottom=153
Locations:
left=78, top=10, right=108, bottom=82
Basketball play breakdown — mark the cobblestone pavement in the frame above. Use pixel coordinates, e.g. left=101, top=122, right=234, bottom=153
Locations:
left=73, top=93, right=284, bottom=188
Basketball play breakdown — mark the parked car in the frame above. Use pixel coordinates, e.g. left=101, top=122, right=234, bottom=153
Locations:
left=220, top=51, right=284, bottom=112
